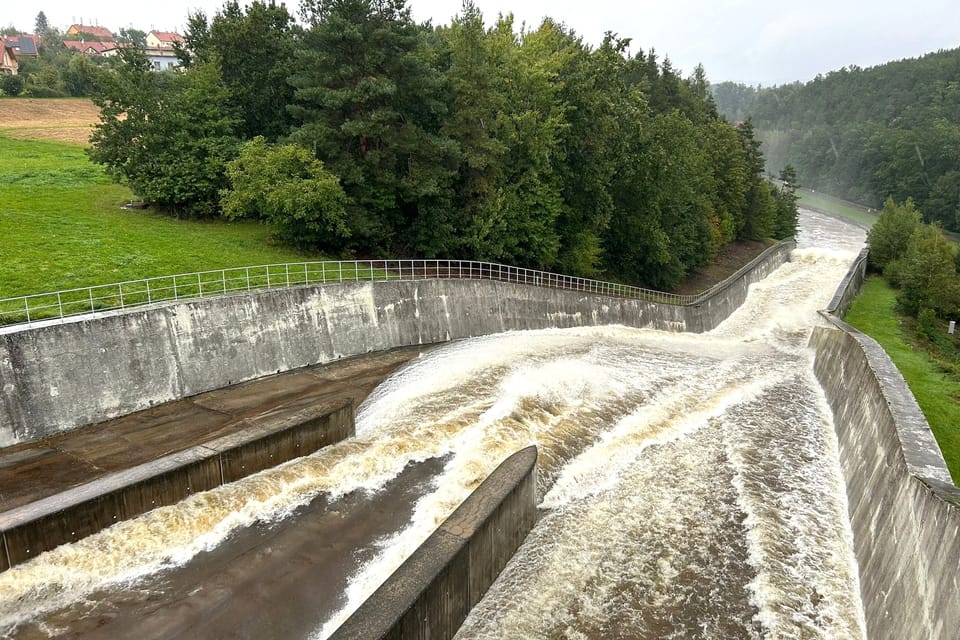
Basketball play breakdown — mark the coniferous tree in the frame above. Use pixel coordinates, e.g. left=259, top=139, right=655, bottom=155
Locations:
left=290, top=0, right=458, bottom=254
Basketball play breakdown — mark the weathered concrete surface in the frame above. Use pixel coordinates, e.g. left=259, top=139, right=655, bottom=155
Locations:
left=0, top=403, right=351, bottom=569
left=0, top=347, right=423, bottom=571
left=810, top=252, right=960, bottom=640
left=0, top=243, right=793, bottom=443
left=19, top=457, right=449, bottom=640
left=329, top=446, right=538, bottom=640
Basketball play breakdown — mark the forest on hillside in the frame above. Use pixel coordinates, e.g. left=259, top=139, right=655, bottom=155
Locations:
left=84, top=0, right=797, bottom=290
left=713, top=48, right=960, bottom=230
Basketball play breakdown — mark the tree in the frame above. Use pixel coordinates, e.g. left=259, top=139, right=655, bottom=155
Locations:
left=290, top=0, right=458, bottom=255
left=34, top=12, right=49, bottom=37
left=439, top=2, right=509, bottom=260
left=737, top=119, right=776, bottom=239
left=88, top=49, right=240, bottom=216
left=182, top=1, right=300, bottom=140
left=118, top=28, right=147, bottom=47
left=701, top=119, right=749, bottom=244
left=866, top=197, right=923, bottom=272
left=897, top=223, right=960, bottom=318
left=772, top=165, right=800, bottom=238
left=222, top=137, right=349, bottom=249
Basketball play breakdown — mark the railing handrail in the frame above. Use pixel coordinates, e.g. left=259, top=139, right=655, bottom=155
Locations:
left=0, top=244, right=791, bottom=330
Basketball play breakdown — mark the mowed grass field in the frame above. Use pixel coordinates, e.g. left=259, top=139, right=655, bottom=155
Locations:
left=0, top=99, right=317, bottom=301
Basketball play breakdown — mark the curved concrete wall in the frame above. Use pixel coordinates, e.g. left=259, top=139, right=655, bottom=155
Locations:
left=0, top=242, right=793, bottom=443
left=809, top=253, right=960, bottom=640
left=329, top=446, right=538, bottom=640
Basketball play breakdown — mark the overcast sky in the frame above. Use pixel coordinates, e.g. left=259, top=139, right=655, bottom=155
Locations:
left=4, top=0, right=958, bottom=85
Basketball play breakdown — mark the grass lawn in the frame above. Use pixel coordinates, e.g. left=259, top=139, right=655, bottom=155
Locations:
left=0, top=134, right=320, bottom=301
left=844, top=276, right=960, bottom=482
left=798, top=189, right=877, bottom=229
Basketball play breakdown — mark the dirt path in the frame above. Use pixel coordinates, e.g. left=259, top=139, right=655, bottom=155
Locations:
left=0, top=97, right=99, bottom=144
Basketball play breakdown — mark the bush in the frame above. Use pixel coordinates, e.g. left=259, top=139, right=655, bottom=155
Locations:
left=883, top=257, right=906, bottom=288
left=917, top=307, right=939, bottom=342
left=24, top=85, right=68, bottom=98
left=88, top=51, right=239, bottom=217
left=897, top=223, right=960, bottom=318
left=221, top=137, right=349, bottom=250
left=867, top=197, right=922, bottom=272
left=0, top=74, right=25, bottom=96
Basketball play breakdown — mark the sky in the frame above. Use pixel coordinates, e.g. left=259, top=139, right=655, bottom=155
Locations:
left=4, top=0, right=958, bottom=85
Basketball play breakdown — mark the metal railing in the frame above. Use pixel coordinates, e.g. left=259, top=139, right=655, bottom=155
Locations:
left=0, top=245, right=789, bottom=329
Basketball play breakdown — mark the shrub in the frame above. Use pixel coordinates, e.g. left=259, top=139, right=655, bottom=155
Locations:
left=867, top=197, right=922, bottom=272
left=221, top=137, right=349, bottom=250
left=0, top=73, right=25, bottom=96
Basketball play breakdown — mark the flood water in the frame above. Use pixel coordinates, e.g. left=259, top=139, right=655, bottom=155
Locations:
left=0, top=209, right=867, bottom=639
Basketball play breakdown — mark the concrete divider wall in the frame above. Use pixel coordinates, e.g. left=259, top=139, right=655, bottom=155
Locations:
left=810, top=251, right=960, bottom=639
left=329, top=446, right=538, bottom=640
left=0, top=242, right=793, bottom=443
left=0, top=401, right=353, bottom=571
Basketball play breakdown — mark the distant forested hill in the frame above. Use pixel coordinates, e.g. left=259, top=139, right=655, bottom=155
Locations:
left=713, top=48, right=960, bottom=229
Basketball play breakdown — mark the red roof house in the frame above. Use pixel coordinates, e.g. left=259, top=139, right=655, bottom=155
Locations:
left=146, top=31, right=185, bottom=49
left=66, top=24, right=114, bottom=40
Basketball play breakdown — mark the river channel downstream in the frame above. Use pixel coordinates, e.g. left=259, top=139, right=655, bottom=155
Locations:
left=0, top=209, right=867, bottom=639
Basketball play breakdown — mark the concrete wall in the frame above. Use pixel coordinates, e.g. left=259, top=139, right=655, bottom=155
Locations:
left=329, top=446, right=538, bottom=640
left=0, top=401, right=353, bottom=571
left=0, top=242, right=793, bottom=443
left=810, top=254, right=960, bottom=640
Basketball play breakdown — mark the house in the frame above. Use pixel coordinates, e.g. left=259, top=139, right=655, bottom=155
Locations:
left=62, top=40, right=118, bottom=56
left=1, top=34, right=39, bottom=59
left=146, top=31, right=185, bottom=49
left=1, top=44, right=17, bottom=75
left=66, top=24, right=114, bottom=40
left=144, top=47, right=180, bottom=71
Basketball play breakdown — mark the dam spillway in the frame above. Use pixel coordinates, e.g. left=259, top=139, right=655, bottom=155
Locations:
left=0, top=210, right=869, bottom=638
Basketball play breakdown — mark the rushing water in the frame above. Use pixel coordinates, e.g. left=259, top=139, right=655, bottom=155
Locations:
left=0, top=209, right=867, bottom=639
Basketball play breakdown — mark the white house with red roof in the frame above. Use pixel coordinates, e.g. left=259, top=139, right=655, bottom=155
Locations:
left=146, top=31, right=185, bottom=49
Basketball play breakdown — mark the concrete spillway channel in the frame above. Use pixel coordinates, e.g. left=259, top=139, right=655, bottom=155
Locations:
left=0, top=347, right=423, bottom=571
left=0, top=238, right=805, bottom=637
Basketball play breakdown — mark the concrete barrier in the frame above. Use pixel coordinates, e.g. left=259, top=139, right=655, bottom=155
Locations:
left=329, top=446, right=538, bottom=640
left=810, top=251, right=960, bottom=640
left=0, top=401, right=353, bottom=571
left=0, top=243, right=793, bottom=444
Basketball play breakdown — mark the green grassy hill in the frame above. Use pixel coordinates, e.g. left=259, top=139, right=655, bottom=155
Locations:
left=0, top=135, right=317, bottom=300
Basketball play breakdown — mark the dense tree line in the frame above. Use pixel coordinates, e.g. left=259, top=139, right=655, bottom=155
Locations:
left=867, top=199, right=960, bottom=342
left=713, top=47, right=960, bottom=231
left=87, top=0, right=796, bottom=290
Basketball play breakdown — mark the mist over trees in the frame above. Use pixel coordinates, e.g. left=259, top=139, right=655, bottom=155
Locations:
left=86, top=0, right=796, bottom=290
left=713, top=48, right=960, bottom=230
